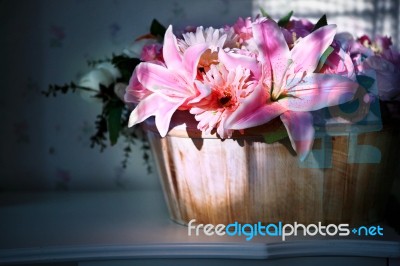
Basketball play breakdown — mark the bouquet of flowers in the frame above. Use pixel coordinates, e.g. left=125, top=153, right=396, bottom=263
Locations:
left=44, top=11, right=400, bottom=165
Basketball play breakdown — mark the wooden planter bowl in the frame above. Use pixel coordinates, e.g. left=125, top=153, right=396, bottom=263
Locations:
left=144, top=111, right=398, bottom=226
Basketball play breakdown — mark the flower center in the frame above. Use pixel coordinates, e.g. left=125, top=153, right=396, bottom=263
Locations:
left=199, top=49, right=219, bottom=70
left=271, top=59, right=293, bottom=101
left=218, top=91, right=233, bottom=107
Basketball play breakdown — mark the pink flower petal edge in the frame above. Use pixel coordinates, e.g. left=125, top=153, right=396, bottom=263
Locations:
left=280, top=111, right=315, bottom=161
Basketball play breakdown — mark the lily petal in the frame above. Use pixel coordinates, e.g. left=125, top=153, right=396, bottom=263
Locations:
left=252, top=19, right=290, bottom=85
left=224, top=84, right=286, bottom=129
left=280, top=73, right=358, bottom=111
left=128, top=93, right=185, bottom=137
left=128, top=93, right=163, bottom=126
left=218, top=49, right=261, bottom=78
left=135, top=62, right=188, bottom=98
left=291, top=25, right=337, bottom=73
left=155, top=98, right=187, bottom=137
left=183, top=43, right=209, bottom=80
left=188, top=80, right=211, bottom=104
left=280, top=111, right=315, bottom=161
left=163, top=26, right=183, bottom=70
left=124, top=68, right=152, bottom=104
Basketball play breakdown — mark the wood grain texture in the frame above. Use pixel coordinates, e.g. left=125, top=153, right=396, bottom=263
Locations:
left=145, top=112, right=398, bottom=226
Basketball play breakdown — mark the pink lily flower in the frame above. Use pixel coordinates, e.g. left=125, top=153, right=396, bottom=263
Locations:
left=126, top=26, right=210, bottom=136
left=225, top=19, right=358, bottom=160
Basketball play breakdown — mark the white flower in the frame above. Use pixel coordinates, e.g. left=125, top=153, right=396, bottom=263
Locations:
left=178, top=26, right=238, bottom=52
left=113, top=82, right=128, bottom=102
left=78, top=62, right=121, bottom=102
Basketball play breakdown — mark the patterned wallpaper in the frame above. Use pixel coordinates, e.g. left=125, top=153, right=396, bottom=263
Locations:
left=0, top=0, right=253, bottom=190
left=0, top=0, right=398, bottom=190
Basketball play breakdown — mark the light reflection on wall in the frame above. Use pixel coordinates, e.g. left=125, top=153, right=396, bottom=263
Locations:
left=253, top=0, right=400, bottom=47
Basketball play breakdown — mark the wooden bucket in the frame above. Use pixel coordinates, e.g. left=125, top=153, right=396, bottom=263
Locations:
left=144, top=111, right=398, bottom=226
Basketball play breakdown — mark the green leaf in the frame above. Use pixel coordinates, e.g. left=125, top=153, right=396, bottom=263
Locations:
left=311, top=14, right=328, bottom=32
left=356, top=75, right=375, bottom=91
left=316, top=46, right=334, bottom=72
left=150, top=19, right=167, bottom=38
left=263, top=129, right=288, bottom=144
left=107, top=105, right=123, bottom=145
left=259, top=7, right=273, bottom=19
left=278, top=11, right=293, bottom=27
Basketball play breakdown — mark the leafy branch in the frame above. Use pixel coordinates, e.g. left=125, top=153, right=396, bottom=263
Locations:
left=42, top=82, right=97, bottom=97
left=90, top=113, right=108, bottom=151
left=42, top=19, right=168, bottom=171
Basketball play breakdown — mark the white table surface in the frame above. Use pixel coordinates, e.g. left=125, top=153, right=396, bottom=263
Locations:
left=0, top=190, right=399, bottom=265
